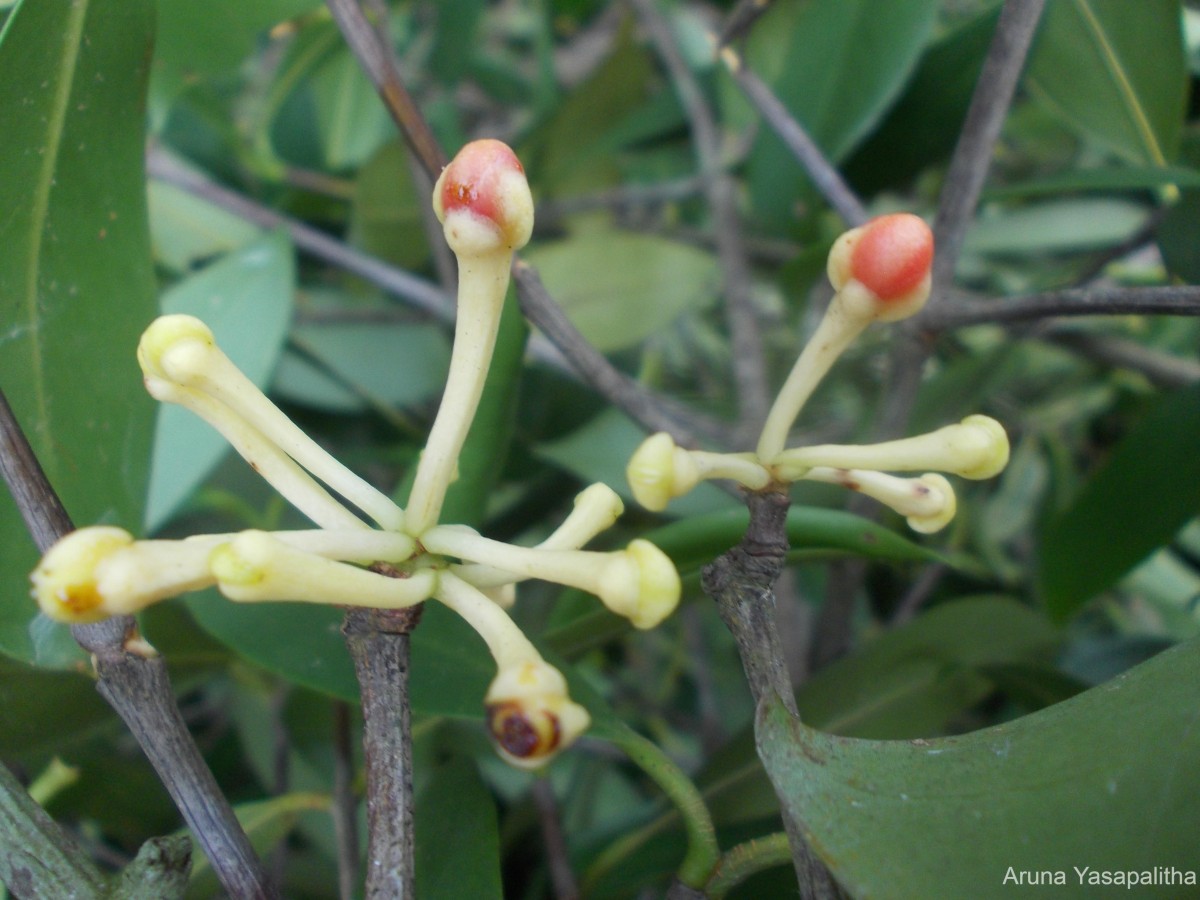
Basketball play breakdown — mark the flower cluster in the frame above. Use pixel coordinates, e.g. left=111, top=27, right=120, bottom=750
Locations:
left=626, top=213, right=1009, bottom=529
left=31, top=140, right=681, bottom=769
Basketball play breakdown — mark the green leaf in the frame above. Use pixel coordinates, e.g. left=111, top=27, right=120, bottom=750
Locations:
left=524, top=233, right=718, bottom=352
left=145, top=231, right=296, bottom=533
left=0, top=658, right=117, bottom=759
left=757, top=637, right=1200, bottom=898
left=846, top=3, right=1002, bottom=193
left=1039, top=382, right=1200, bottom=620
left=147, top=180, right=264, bottom=275
left=274, top=319, right=451, bottom=414
left=310, top=48, right=393, bottom=171
left=348, top=141, right=432, bottom=272
left=963, top=198, right=1149, bottom=257
left=1026, top=0, right=1187, bottom=165
left=647, top=505, right=947, bottom=576
left=795, top=596, right=1060, bottom=739
left=415, top=754, right=502, bottom=900
left=743, top=0, right=941, bottom=229
left=152, top=0, right=324, bottom=124
left=0, top=0, right=157, bottom=664
left=183, top=592, right=493, bottom=717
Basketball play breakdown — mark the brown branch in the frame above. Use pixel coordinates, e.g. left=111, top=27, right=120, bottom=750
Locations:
left=0, top=388, right=274, bottom=899
left=0, top=388, right=274, bottom=900
left=719, top=47, right=869, bottom=228
left=1043, top=328, right=1200, bottom=388
left=923, top=284, right=1200, bottom=330
left=715, top=0, right=777, bottom=48
left=630, top=0, right=771, bottom=440
left=929, top=0, right=1047, bottom=291
left=324, top=0, right=446, bottom=177
left=532, top=776, right=579, bottom=900
left=146, top=148, right=452, bottom=323
left=700, top=490, right=840, bottom=899
left=342, top=604, right=423, bottom=900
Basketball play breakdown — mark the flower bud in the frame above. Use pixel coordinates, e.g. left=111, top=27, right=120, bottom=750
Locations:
left=137, top=314, right=214, bottom=385
left=597, top=539, right=681, bottom=630
left=484, top=660, right=590, bottom=769
left=433, top=139, right=534, bottom=256
left=31, top=527, right=133, bottom=623
left=827, top=213, right=933, bottom=322
left=626, top=433, right=700, bottom=513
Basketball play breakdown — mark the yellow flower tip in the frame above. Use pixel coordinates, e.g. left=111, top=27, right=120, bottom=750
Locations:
left=625, top=433, right=698, bottom=512
left=484, top=660, right=590, bottom=769
left=906, top=473, right=957, bottom=534
left=954, top=415, right=1010, bottom=480
left=208, top=533, right=272, bottom=589
left=598, top=539, right=681, bottom=630
left=574, top=482, right=624, bottom=524
left=31, top=526, right=134, bottom=623
left=137, top=314, right=214, bottom=383
left=433, top=139, right=534, bottom=257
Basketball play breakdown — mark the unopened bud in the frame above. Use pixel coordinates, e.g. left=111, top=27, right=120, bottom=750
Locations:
left=433, top=139, right=534, bottom=256
left=484, top=660, right=590, bottom=769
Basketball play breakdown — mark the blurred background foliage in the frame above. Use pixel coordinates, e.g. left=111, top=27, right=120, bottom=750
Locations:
left=1, top=0, right=1199, bottom=896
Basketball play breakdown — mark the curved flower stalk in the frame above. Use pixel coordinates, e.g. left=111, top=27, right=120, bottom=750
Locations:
left=626, top=213, right=1009, bottom=533
left=30, top=139, right=681, bottom=768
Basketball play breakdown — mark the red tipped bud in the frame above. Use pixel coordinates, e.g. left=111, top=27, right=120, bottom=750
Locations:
left=433, top=139, right=534, bottom=255
left=849, top=213, right=933, bottom=302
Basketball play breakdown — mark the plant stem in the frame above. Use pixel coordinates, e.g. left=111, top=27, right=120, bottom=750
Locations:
left=0, top=387, right=275, bottom=900
left=701, top=490, right=842, bottom=899
left=342, top=603, right=423, bottom=900
left=704, top=832, right=792, bottom=899
left=924, top=284, right=1200, bottom=330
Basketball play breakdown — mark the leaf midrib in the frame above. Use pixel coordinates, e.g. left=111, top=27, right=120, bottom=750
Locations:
left=23, top=0, right=91, bottom=471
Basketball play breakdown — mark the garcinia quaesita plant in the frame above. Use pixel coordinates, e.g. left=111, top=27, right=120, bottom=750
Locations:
left=30, top=139, right=681, bottom=770
left=626, top=213, right=1011, bottom=528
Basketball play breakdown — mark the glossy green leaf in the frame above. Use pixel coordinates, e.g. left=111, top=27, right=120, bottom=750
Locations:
left=0, top=0, right=156, bottom=664
left=525, top=233, right=718, bottom=352
left=758, top=638, right=1200, bottom=898
left=1039, top=381, right=1200, bottom=620
left=1026, top=0, right=1187, bottom=165
left=145, top=231, right=296, bottom=533
left=415, top=754, right=502, bottom=900
left=744, top=0, right=940, bottom=229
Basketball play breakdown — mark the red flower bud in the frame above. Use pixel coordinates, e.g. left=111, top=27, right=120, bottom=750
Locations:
left=848, top=213, right=933, bottom=302
left=434, top=139, right=533, bottom=253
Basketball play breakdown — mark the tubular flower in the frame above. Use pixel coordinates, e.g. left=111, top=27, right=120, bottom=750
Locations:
left=30, top=139, right=681, bottom=768
left=625, top=213, right=1008, bottom=535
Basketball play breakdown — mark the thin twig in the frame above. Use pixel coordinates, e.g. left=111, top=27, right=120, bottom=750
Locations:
left=146, top=148, right=452, bottom=322
left=331, top=701, right=361, bottom=900
left=715, top=0, right=776, bottom=48
left=511, top=261, right=723, bottom=448
left=1042, top=328, right=1200, bottom=388
left=700, top=490, right=840, bottom=898
left=532, top=776, right=579, bottom=900
left=630, top=0, right=771, bottom=441
left=324, top=0, right=446, bottom=177
left=719, top=46, right=869, bottom=228
left=0, top=388, right=275, bottom=899
left=342, top=604, right=423, bottom=900
left=929, top=0, right=1047, bottom=291
left=923, top=284, right=1200, bottom=330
